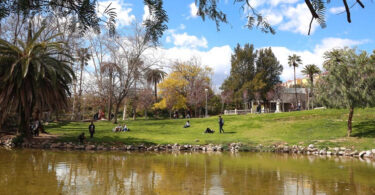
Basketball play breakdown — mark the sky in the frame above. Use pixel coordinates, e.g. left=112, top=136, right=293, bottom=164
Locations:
left=97, top=0, right=375, bottom=88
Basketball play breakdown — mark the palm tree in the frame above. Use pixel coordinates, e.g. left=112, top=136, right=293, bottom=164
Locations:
left=288, top=54, right=303, bottom=109
left=101, top=62, right=121, bottom=121
left=145, top=68, right=167, bottom=101
left=301, top=64, right=321, bottom=109
left=75, top=48, right=91, bottom=120
left=0, top=25, right=74, bottom=137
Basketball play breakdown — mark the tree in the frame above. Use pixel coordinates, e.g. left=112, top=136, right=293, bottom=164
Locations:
left=0, top=25, right=74, bottom=137
left=155, top=60, right=212, bottom=117
left=101, top=62, right=121, bottom=121
left=1, top=0, right=368, bottom=38
left=221, top=44, right=282, bottom=109
left=301, top=64, right=321, bottom=109
left=221, top=44, right=256, bottom=108
left=145, top=68, right=166, bottom=101
left=255, top=48, right=283, bottom=101
left=288, top=54, right=302, bottom=107
left=0, top=0, right=168, bottom=41
left=75, top=47, right=91, bottom=120
left=316, top=48, right=375, bottom=137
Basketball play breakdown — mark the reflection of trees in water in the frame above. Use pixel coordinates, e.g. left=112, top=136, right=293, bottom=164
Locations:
left=1, top=150, right=375, bottom=194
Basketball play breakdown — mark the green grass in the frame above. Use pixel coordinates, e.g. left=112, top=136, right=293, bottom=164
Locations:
left=46, top=108, right=375, bottom=150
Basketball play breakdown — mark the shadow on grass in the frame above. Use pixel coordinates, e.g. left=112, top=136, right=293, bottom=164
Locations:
left=224, top=132, right=236, bottom=134
left=352, top=121, right=375, bottom=138
left=46, top=121, right=72, bottom=129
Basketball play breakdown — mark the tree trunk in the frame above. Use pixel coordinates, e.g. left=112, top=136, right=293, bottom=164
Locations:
left=77, top=63, right=84, bottom=120
left=347, top=107, right=354, bottom=137
left=154, top=81, right=158, bottom=101
left=311, top=77, right=314, bottom=110
left=113, top=102, right=120, bottom=124
left=20, top=107, right=31, bottom=139
left=71, top=80, right=77, bottom=120
left=306, top=88, right=310, bottom=110
left=294, top=66, right=298, bottom=107
left=107, top=71, right=113, bottom=121
left=122, top=102, right=127, bottom=121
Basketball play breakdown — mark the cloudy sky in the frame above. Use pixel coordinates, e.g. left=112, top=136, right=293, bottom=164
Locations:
left=97, top=0, right=375, bottom=87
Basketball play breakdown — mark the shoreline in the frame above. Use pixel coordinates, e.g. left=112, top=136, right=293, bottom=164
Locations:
left=1, top=135, right=374, bottom=161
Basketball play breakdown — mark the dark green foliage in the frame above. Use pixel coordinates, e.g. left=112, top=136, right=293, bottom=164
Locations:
left=221, top=44, right=282, bottom=108
left=143, top=0, right=169, bottom=44
left=255, top=48, right=283, bottom=99
left=0, top=25, right=74, bottom=137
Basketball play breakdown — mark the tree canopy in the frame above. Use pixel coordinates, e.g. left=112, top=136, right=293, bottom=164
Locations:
left=316, top=48, right=375, bottom=136
left=0, top=0, right=368, bottom=39
left=221, top=44, right=282, bottom=108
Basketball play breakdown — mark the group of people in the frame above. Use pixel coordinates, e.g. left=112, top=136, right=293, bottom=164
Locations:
left=78, top=120, right=95, bottom=143
left=183, top=115, right=225, bottom=134
left=112, top=124, right=130, bottom=132
left=79, top=115, right=225, bottom=143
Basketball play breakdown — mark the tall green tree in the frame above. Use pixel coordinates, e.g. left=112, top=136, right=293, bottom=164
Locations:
left=0, top=26, right=74, bottom=137
left=316, top=48, right=375, bottom=137
left=301, top=64, right=320, bottom=109
left=256, top=48, right=283, bottom=101
left=288, top=54, right=302, bottom=107
left=221, top=43, right=256, bottom=108
left=145, top=68, right=167, bottom=101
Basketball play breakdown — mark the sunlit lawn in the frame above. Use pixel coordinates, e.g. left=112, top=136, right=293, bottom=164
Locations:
left=46, top=108, right=375, bottom=150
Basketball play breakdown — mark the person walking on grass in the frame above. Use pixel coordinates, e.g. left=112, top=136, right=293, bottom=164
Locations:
left=88, top=120, right=95, bottom=138
left=218, top=116, right=224, bottom=133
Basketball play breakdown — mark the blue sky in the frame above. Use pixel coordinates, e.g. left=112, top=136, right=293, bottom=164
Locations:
left=98, top=0, right=375, bottom=87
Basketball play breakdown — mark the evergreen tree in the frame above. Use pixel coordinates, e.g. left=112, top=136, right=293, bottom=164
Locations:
left=256, top=48, right=283, bottom=101
left=220, top=44, right=256, bottom=108
left=316, top=48, right=375, bottom=137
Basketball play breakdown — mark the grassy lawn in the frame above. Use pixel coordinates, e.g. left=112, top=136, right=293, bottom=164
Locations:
left=46, top=108, right=375, bottom=150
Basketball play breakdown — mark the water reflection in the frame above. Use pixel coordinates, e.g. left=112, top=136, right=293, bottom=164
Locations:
left=1, top=149, right=375, bottom=195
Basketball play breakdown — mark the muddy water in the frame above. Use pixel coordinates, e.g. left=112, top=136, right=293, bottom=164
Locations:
left=1, top=149, right=375, bottom=195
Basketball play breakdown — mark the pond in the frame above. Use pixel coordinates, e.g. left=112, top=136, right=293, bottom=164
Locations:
left=1, top=149, right=375, bottom=195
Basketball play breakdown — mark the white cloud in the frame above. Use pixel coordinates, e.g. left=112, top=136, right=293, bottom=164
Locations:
left=98, top=0, right=135, bottom=26
left=329, top=6, right=345, bottom=14
left=166, top=32, right=208, bottom=49
left=270, top=0, right=299, bottom=7
left=142, top=5, right=150, bottom=21
left=189, top=2, right=198, bottom=18
left=145, top=45, right=232, bottom=87
left=279, top=3, right=318, bottom=35
left=269, top=37, right=370, bottom=81
left=179, top=24, right=186, bottom=30
left=260, top=9, right=283, bottom=25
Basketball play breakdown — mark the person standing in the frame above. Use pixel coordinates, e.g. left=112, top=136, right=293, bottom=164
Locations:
left=218, top=116, right=224, bottom=133
left=88, top=121, right=95, bottom=138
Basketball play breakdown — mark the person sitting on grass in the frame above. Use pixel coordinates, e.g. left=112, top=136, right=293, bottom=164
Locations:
left=115, top=124, right=122, bottom=132
left=78, top=133, right=85, bottom=144
left=184, top=120, right=190, bottom=128
left=123, top=124, right=130, bottom=132
left=204, top=128, right=214, bottom=134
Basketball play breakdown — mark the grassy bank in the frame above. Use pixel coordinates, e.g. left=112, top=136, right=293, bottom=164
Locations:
left=46, top=108, right=375, bottom=150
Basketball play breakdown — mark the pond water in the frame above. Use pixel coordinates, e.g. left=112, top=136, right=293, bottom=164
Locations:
left=1, top=149, right=375, bottom=195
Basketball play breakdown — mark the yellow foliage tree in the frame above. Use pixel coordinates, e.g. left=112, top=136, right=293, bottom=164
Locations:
left=154, top=60, right=212, bottom=117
